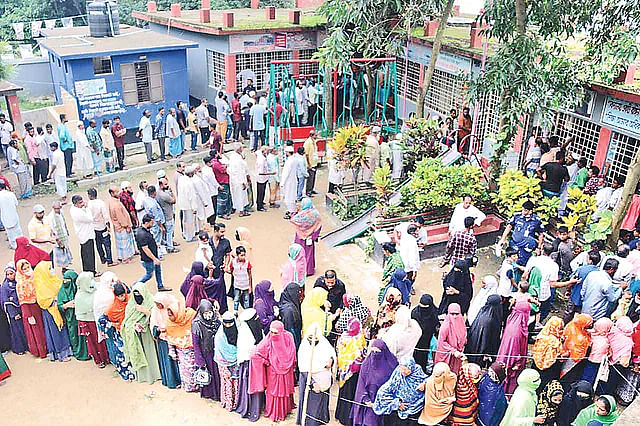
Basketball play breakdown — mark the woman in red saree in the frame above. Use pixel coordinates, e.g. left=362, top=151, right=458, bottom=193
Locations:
left=14, top=237, right=50, bottom=268
left=249, top=320, right=296, bottom=421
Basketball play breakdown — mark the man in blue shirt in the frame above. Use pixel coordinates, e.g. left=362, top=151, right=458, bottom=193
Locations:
left=580, top=258, right=626, bottom=321
left=155, top=107, right=167, bottom=161
left=560, top=250, right=601, bottom=322
left=294, top=146, right=309, bottom=201
left=499, top=200, right=545, bottom=281
left=57, top=113, right=74, bottom=177
left=142, top=185, right=166, bottom=251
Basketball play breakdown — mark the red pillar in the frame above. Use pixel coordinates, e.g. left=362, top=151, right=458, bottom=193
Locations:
left=225, top=54, right=237, bottom=94
left=418, top=64, right=425, bottom=86
left=593, top=127, right=612, bottom=169
left=292, top=50, right=300, bottom=76
left=6, top=94, right=22, bottom=130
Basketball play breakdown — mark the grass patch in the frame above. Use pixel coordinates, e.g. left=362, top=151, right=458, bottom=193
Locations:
left=19, top=95, right=56, bottom=111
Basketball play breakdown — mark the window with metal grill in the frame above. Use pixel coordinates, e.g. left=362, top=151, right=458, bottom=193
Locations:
left=395, top=56, right=421, bottom=103
left=93, top=56, right=112, bottom=75
left=235, top=50, right=292, bottom=92
left=206, top=49, right=225, bottom=89
left=424, top=69, right=465, bottom=117
left=473, top=91, right=501, bottom=154
left=607, top=131, right=639, bottom=182
left=553, top=112, right=601, bottom=164
left=298, top=49, right=319, bottom=77
left=121, top=60, right=164, bottom=106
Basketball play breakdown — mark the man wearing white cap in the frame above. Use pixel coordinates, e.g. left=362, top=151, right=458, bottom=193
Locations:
left=280, top=144, right=298, bottom=219
left=362, top=126, right=381, bottom=182
left=390, top=133, right=404, bottom=179
left=119, top=180, right=138, bottom=229
left=227, top=143, right=250, bottom=217
left=177, top=165, right=198, bottom=242
left=28, top=204, right=54, bottom=256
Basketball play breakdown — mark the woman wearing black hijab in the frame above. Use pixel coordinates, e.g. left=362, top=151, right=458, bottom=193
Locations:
left=411, top=294, right=439, bottom=371
left=438, top=257, right=476, bottom=315
left=192, top=299, right=221, bottom=401
left=278, top=282, right=303, bottom=349
left=556, top=380, right=594, bottom=426
left=466, top=294, right=503, bottom=368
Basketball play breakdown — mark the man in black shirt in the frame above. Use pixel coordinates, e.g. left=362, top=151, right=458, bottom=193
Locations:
left=540, top=150, right=569, bottom=197
left=136, top=214, right=171, bottom=291
left=210, top=222, right=232, bottom=272
left=314, top=270, right=346, bottom=342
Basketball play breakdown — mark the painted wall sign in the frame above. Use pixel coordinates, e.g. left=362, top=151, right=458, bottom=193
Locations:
left=78, top=91, right=126, bottom=121
left=406, top=44, right=472, bottom=75
left=229, top=32, right=316, bottom=53
left=602, top=96, right=640, bottom=133
left=74, top=78, right=106, bottom=98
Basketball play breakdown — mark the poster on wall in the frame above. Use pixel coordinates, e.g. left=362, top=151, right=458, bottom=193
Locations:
left=77, top=91, right=126, bottom=121
left=406, top=45, right=472, bottom=75
left=74, top=78, right=107, bottom=98
left=229, top=32, right=316, bottom=53
left=602, top=96, right=640, bottom=133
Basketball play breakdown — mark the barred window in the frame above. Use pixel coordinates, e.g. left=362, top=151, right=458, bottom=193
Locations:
left=473, top=91, right=501, bottom=154
left=206, top=49, right=225, bottom=89
left=608, top=131, right=639, bottom=183
left=554, top=112, right=601, bottom=165
left=121, top=61, right=163, bottom=106
left=424, top=69, right=465, bottom=117
left=93, top=56, right=112, bottom=75
left=236, top=50, right=293, bottom=92
left=396, top=56, right=421, bottom=103
left=298, top=49, right=319, bottom=77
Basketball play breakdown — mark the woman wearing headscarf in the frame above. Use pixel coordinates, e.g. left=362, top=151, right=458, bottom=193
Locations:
left=297, top=323, right=336, bottom=426
left=411, top=294, right=438, bottom=371
left=33, top=261, right=72, bottom=361
left=166, top=298, right=197, bottom=391
left=150, top=292, right=181, bottom=389
left=1, top=263, right=28, bottom=354
left=102, top=282, right=135, bottom=380
left=418, top=361, right=457, bottom=425
left=215, top=310, right=240, bottom=410
left=14, top=236, right=50, bottom=268
left=351, top=339, right=398, bottom=426
left=434, top=303, right=467, bottom=374
left=185, top=275, right=209, bottom=310
left=0, top=351, right=10, bottom=382
left=383, top=269, right=412, bottom=305
left=496, top=300, right=530, bottom=395
left=477, top=361, right=508, bottom=426
left=438, top=258, right=475, bottom=315
left=191, top=299, right=221, bottom=400
left=121, top=281, right=161, bottom=384
left=531, top=315, right=565, bottom=390
left=235, top=226, right=254, bottom=264
left=235, top=308, right=264, bottom=421
left=370, top=287, right=403, bottom=339
left=373, top=354, right=427, bottom=426
left=599, top=316, right=633, bottom=395
left=253, top=280, right=277, bottom=333
left=626, top=285, right=640, bottom=322
left=279, top=282, right=303, bottom=348
left=450, top=362, right=482, bottom=425
left=291, top=197, right=322, bottom=276
left=556, top=380, right=593, bottom=426
left=618, top=319, right=640, bottom=404
left=74, top=272, right=109, bottom=367
left=380, top=305, right=422, bottom=361
left=535, top=380, right=564, bottom=425
left=180, top=261, right=206, bottom=297
left=467, top=275, right=498, bottom=325
left=15, top=259, right=47, bottom=358
left=250, top=320, right=296, bottom=422
left=336, top=294, right=371, bottom=335
left=335, top=318, right=367, bottom=425
left=572, top=395, right=619, bottom=426
left=499, top=368, right=542, bottom=426
left=559, top=313, right=592, bottom=383
left=93, top=272, right=117, bottom=326
left=281, top=243, right=307, bottom=288
left=301, top=286, right=329, bottom=338
left=0, top=277, right=9, bottom=353
left=466, top=294, right=503, bottom=368
left=57, top=270, right=89, bottom=361
left=203, top=264, right=228, bottom=314
left=582, top=317, right=613, bottom=385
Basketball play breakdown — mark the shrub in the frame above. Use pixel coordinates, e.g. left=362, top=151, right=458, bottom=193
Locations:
left=400, top=117, right=443, bottom=173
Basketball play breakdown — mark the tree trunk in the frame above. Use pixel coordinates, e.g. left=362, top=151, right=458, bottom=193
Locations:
left=515, top=0, right=528, bottom=34
left=608, top=148, right=640, bottom=248
left=416, top=0, right=456, bottom=118
left=365, top=66, right=375, bottom=120
left=325, top=77, right=333, bottom=132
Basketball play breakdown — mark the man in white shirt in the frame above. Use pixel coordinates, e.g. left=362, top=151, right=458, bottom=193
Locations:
left=255, top=145, right=273, bottom=212
left=99, top=119, right=115, bottom=172
left=75, top=122, right=93, bottom=177
left=399, top=224, right=421, bottom=282
left=195, top=99, right=211, bottom=144
left=201, top=156, right=220, bottom=225
left=307, top=81, right=318, bottom=125
left=249, top=99, right=267, bottom=151
left=134, top=180, right=149, bottom=226
left=607, top=176, right=624, bottom=212
left=295, top=80, right=308, bottom=125
left=600, top=244, right=635, bottom=285
left=177, top=166, right=198, bottom=242
left=87, top=187, right=117, bottom=267
left=0, top=113, right=13, bottom=167
left=28, top=204, right=54, bottom=254
left=138, top=109, right=154, bottom=164
left=69, top=194, right=97, bottom=274
left=35, top=126, right=51, bottom=179
left=215, top=92, right=230, bottom=144
left=192, top=164, right=214, bottom=231
left=0, top=181, right=22, bottom=248
left=47, top=142, right=67, bottom=203
left=523, top=243, right=560, bottom=322
left=448, top=195, right=486, bottom=235
left=228, top=143, right=250, bottom=217
left=280, top=145, right=298, bottom=219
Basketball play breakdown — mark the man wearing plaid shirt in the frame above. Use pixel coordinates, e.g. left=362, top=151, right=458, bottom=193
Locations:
left=442, top=216, right=477, bottom=267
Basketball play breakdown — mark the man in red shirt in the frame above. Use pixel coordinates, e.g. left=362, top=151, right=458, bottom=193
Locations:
left=268, top=95, right=284, bottom=145
left=231, top=92, right=242, bottom=142
left=457, top=106, right=472, bottom=154
left=211, top=149, right=231, bottom=219
left=111, top=116, right=127, bottom=170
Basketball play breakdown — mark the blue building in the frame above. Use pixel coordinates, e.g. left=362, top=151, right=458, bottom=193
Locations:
left=40, top=25, right=197, bottom=140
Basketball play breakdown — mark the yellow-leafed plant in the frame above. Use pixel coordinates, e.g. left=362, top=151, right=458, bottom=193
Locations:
left=373, top=164, right=393, bottom=210
left=492, top=169, right=544, bottom=218
left=561, top=186, right=597, bottom=233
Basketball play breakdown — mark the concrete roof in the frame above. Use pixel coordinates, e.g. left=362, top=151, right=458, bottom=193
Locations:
left=39, top=25, right=197, bottom=59
left=0, top=80, right=24, bottom=95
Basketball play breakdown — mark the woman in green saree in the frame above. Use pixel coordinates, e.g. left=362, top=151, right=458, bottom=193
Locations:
left=57, top=270, right=89, bottom=360
left=572, top=395, right=619, bottom=426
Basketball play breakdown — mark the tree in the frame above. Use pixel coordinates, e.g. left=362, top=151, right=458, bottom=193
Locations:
left=467, top=0, right=640, bottom=186
left=608, top=149, right=640, bottom=248
left=0, top=42, right=15, bottom=80
left=415, top=0, right=455, bottom=118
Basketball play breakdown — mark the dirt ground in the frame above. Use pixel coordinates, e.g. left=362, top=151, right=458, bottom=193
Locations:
left=0, top=150, right=501, bottom=426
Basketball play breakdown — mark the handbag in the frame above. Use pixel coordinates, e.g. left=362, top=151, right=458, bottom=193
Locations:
left=194, top=367, right=211, bottom=387
left=226, top=274, right=235, bottom=298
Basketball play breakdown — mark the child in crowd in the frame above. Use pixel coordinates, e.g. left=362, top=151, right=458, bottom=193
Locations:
left=583, top=165, right=601, bottom=195
left=195, top=231, right=213, bottom=266
left=230, top=246, right=253, bottom=311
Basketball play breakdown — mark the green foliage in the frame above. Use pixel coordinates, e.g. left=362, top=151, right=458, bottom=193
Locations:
left=373, top=164, right=393, bottom=209
left=493, top=169, right=543, bottom=217
left=399, top=158, right=486, bottom=214
left=0, top=42, right=15, bottom=80
left=583, top=210, right=613, bottom=244
left=364, top=231, right=375, bottom=257
left=328, top=125, right=371, bottom=171
left=535, top=196, right=561, bottom=226
left=332, top=193, right=376, bottom=221
left=561, top=187, right=597, bottom=233
left=399, top=117, right=442, bottom=173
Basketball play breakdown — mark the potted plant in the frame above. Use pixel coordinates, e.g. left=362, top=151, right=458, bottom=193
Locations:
left=328, top=125, right=371, bottom=204
left=400, top=117, right=442, bottom=173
